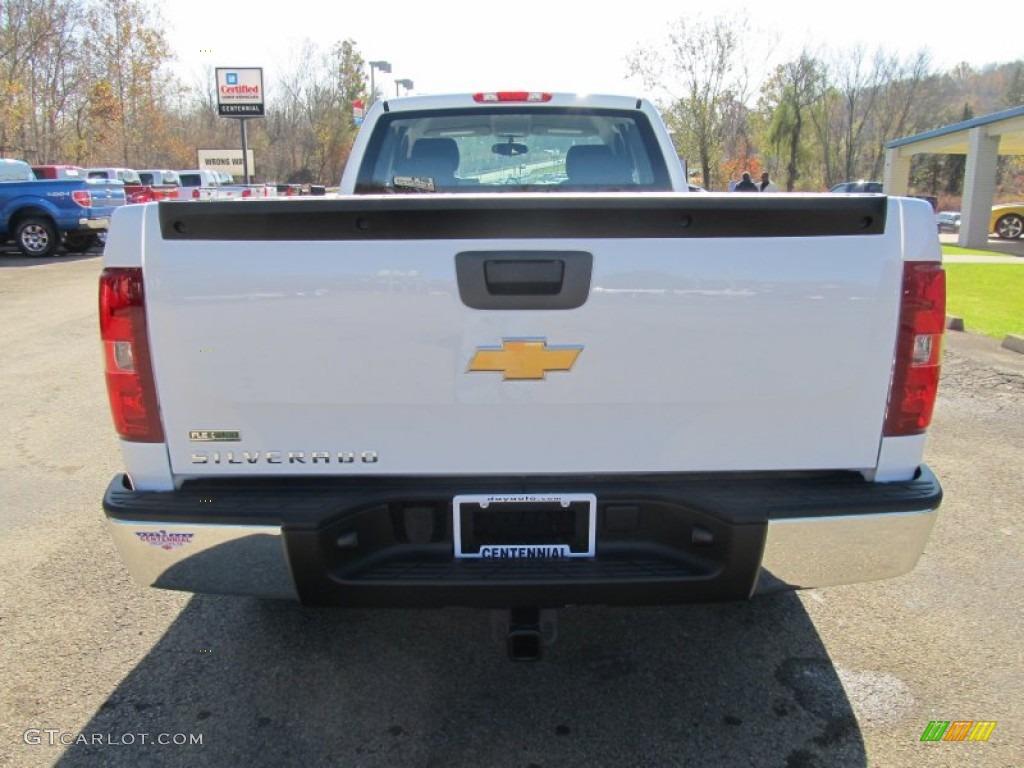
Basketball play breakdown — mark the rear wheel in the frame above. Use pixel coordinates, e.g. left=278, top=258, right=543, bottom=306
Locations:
left=995, top=213, right=1024, bottom=239
left=14, top=217, right=60, bottom=257
left=63, top=232, right=100, bottom=252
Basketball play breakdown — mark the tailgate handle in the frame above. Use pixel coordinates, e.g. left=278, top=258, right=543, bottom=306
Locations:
left=456, top=251, right=592, bottom=310
left=485, top=259, right=563, bottom=295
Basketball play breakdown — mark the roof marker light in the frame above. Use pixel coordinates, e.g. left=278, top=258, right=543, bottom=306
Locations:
left=473, top=92, right=553, bottom=103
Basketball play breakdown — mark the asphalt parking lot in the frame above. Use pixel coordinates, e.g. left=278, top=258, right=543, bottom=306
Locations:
left=0, top=252, right=1021, bottom=768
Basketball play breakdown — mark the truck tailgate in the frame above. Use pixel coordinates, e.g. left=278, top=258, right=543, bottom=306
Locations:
left=140, top=195, right=906, bottom=478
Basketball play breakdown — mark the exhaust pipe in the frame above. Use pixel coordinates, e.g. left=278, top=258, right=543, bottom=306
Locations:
left=493, top=607, right=557, bottom=661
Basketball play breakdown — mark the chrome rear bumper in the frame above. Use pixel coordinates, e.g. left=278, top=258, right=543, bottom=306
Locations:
left=103, top=468, right=941, bottom=603
left=105, top=519, right=298, bottom=600
left=106, top=508, right=939, bottom=601
left=756, top=508, right=939, bottom=593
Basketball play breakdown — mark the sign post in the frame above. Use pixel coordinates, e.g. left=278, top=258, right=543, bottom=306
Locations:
left=215, top=67, right=265, bottom=185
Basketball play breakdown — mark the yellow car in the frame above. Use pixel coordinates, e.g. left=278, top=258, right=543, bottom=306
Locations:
left=991, top=203, right=1024, bottom=239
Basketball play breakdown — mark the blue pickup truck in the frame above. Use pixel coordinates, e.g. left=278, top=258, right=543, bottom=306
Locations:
left=1, top=159, right=126, bottom=257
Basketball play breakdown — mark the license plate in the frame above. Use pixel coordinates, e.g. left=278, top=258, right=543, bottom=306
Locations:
left=453, top=493, right=596, bottom=559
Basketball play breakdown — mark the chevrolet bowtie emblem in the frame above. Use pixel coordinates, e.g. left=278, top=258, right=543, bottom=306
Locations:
left=467, top=339, right=583, bottom=380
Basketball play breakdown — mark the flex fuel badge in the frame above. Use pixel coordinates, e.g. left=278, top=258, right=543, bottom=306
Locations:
left=189, top=430, right=241, bottom=442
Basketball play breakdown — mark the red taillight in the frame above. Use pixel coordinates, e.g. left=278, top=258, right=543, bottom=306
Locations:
left=192, top=188, right=200, bottom=199
left=473, top=91, right=553, bottom=103
left=72, top=190, right=92, bottom=207
left=241, top=188, right=252, bottom=198
left=99, top=268, right=164, bottom=442
left=883, top=262, right=946, bottom=436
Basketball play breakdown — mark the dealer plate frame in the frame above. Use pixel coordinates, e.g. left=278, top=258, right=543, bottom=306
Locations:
left=453, top=493, right=597, bottom=559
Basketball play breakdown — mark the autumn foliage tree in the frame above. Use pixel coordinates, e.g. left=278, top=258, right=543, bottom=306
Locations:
left=0, top=0, right=371, bottom=182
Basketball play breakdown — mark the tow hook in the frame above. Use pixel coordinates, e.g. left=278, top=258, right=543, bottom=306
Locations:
left=492, top=607, right=558, bottom=661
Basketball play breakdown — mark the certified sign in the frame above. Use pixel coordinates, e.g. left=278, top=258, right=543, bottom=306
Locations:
left=215, top=67, right=264, bottom=117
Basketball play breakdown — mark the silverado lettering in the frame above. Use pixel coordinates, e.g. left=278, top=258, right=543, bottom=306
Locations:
left=190, top=451, right=378, bottom=464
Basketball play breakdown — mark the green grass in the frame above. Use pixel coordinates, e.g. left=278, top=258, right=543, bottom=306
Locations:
left=943, top=245, right=999, bottom=257
left=942, top=263, right=1024, bottom=340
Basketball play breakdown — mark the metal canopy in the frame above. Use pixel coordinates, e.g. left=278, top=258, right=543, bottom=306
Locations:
left=887, top=105, right=1024, bottom=156
left=884, top=104, right=1024, bottom=247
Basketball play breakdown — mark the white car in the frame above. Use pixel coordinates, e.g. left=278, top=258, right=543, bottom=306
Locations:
left=936, top=211, right=961, bottom=233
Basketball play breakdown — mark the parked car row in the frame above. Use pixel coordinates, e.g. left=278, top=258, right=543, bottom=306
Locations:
left=33, top=164, right=181, bottom=204
left=2, top=156, right=334, bottom=258
left=31, top=164, right=311, bottom=203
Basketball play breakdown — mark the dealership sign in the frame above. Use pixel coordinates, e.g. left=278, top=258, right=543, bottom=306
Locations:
left=215, top=67, right=264, bottom=117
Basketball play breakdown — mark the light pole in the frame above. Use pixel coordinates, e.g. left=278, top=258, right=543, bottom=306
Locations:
left=368, top=60, right=391, bottom=105
left=395, top=78, right=414, bottom=97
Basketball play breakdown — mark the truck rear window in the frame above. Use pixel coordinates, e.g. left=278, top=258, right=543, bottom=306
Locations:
left=355, top=107, right=672, bottom=193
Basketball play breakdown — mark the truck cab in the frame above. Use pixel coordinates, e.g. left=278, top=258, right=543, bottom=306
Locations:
left=1, top=159, right=35, bottom=182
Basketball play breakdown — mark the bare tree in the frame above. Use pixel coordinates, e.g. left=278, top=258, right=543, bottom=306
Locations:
left=762, top=51, right=825, bottom=190
left=628, top=14, right=755, bottom=190
left=834, top=47, right=886, bottom=184
left=265, top=38, right=366, bottom=184
left=866, top=50, right=932, bottom=179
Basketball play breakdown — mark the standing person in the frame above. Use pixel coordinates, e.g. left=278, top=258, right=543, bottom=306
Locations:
left=760, top=172, right=779, bottom=192
left=733, top=172, right=759, bottom=192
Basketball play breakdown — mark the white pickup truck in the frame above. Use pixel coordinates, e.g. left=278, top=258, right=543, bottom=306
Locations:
left=175, top=169, right=277, bottom=201
left=100, top=92, right=944, bottom=659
